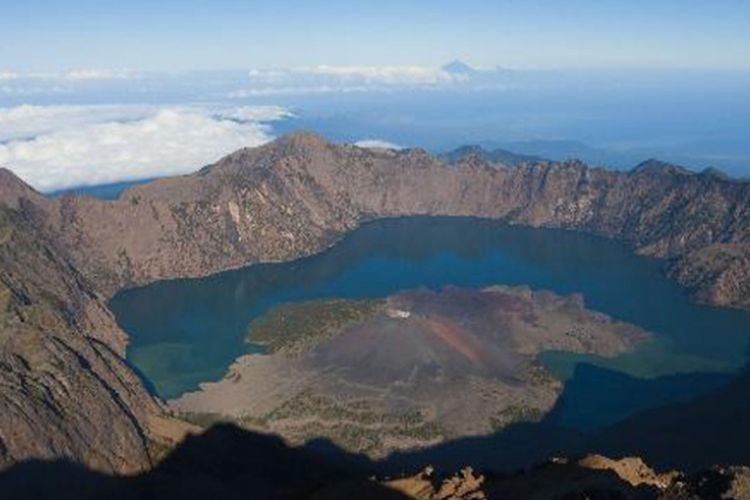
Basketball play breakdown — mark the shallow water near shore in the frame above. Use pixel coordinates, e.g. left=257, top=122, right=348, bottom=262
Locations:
left=110, top=216, right=750, bottom=430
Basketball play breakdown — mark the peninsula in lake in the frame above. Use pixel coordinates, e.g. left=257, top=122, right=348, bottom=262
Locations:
left=172, top=285, right=647, bottom=457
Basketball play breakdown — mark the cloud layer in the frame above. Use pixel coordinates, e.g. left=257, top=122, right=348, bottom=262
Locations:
left=354, top=139, right=403, bottom=150
left=0, top=69, right=142, bottom=82
left=0, top=63, right=482, bottom=99
left=0, top=105, right=290, bottom=191
left=229, top=65, right=468, bottom=97
left=0, top=104, right=155, bottom=142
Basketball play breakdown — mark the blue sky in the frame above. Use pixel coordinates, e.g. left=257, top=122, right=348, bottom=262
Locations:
left=1, top=0, right=750, bottom=190
left=2, top=0, right=749, bottom=71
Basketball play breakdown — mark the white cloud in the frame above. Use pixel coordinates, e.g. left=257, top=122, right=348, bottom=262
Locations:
left=229, top=65, right=469, bottom=97
left=228, top=85, right=371, bottom=98
left=217, top=105, right=292, bottom=122
left=0, top=69, right=141, bottom=82
left=0, top=104, right=155, bottom=142
left=305, top=65, right=462, bottom=85
left=0, top=64, right=484, bottom=100
left=0, top=70, right=142, bottom=97
left=354, top=139, right=403, bottom=150
left=62, top=69, right=141, bottom=81
left=0, top=105, right=289, bottom=191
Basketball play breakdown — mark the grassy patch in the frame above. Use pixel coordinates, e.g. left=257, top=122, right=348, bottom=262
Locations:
left=521, top=361, right=560, bottom=387
left=490, top=405, right=545, bottom=430
left=246, top=298, right=384, bottom=357
left=238, top=391, right=444, bottom=455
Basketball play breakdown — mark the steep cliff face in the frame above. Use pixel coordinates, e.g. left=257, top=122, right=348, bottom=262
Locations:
left=52, top=135, right=364, bottom=296
left=1, top=131, right=749, bottom=473
left=667, top=243, right=750, bottom=308
left=53, top=132, right=750, bottom=307
left=0, top=178, right=161, bottom=473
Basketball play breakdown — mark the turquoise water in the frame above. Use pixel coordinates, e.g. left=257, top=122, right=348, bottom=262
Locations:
left=110, top=216, right=750, bottom=429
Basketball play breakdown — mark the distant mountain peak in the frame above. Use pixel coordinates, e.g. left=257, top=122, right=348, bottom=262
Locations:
left=632, top=159, right=691, bottom=176
left=451, top=145, right=486, bottom=156
left=442, top=60, right=477, bottom=75
left=441, top=144, right=546, bottom=167
left=700, top=166, right=731, bottom=180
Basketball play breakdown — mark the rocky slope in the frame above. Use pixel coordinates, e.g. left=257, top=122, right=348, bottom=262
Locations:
left=1, top=131, right=750, bottom=473
left=0, top=177, right=162, bottom=472
left=667, top=243, right=750, bottom=308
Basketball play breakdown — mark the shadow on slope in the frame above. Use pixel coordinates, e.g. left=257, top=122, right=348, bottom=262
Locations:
left=0, top=424, right=406, bottom=500
left=2, top=364, right=749, bottom=499
left=0, top=423, right=673, bottom=500
left=379, top=362, right=734, bottom=474
left=589, top=368, right=750, bottom=471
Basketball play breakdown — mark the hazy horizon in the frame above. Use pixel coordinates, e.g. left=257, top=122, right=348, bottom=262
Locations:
left=2, top=1, right=749, bottom=190
left=3, top=1, right=749, bottom=71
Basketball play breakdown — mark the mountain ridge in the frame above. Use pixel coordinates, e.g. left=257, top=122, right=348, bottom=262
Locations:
left=51, top=131, right=750, bottom=305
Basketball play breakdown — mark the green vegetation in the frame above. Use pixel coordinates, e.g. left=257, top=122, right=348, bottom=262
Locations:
left=246, top=298, right=385, bottom=357
left=490, top=405, right=545, bottom=430
left=235, top=391, right=444, bottom=455
left=521, top=361, right=560, bottom=387
left=261, top=392, right=386, bottom=426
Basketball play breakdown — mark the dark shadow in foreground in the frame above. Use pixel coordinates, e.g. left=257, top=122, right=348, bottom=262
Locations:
left=2, top=363, right=750, bottom=499
left=379, top=362, right=743, bottom=474
left=0, top=425, right=405, bottom=500
left=0, top=423, right=681, bottom=500
left=589, top=368, right=750, bottom=470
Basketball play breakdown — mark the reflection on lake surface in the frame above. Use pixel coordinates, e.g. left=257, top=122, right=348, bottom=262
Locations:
left=110, top=216, right=750, bottom=431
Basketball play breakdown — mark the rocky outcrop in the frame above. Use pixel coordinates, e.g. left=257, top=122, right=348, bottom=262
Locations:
left=386, top=466, right=486, bottom=499
left=576, top=455, right=678, bottom=489
left=667, top=243, right=750, bottom=308
left=1, top=131, right=750, bottom=473
left=385, top=455, right=750, bottom=499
